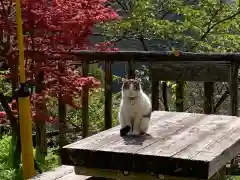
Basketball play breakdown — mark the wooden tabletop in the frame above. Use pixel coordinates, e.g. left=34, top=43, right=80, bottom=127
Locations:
left=60, top=111, right=240, bottom=179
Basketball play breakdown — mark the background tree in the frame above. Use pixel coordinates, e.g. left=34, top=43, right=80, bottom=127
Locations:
left=0, top=0, right=118, bottom=170
left=99, top=0, right=240, bottom=113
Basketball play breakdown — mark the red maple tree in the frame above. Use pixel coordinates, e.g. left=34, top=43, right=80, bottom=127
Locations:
left=0, top=0, right=119, bottom=124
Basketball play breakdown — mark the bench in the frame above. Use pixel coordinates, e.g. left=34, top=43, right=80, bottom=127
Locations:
left=60, top=110, right=240, bottom=180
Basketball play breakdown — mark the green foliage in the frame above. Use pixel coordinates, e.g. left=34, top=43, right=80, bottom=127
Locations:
left=101, top=0, right=240, bottom=112
left=0, top=136, right=59, bottom=180
left=104, top=0, right=240, bottom=52
left=0, top=136, right=22, bottom=180
left=0, top=72, right=11, bottom=100
left=34, top=147, right=59, bottom=172
left=68, top=89, right=120, bottom=133
left=89, top=64, right=105, bottom=84
left=135, top=65, right=151, bottom=94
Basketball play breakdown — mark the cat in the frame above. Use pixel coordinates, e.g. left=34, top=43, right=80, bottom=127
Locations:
left=119, top=78, right=152, bottom=136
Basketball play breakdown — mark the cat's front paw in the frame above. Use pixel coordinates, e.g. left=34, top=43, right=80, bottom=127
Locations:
left=130, top=131, right=140, bottom=136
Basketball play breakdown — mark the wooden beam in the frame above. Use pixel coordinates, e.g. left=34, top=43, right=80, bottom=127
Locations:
left=29, top=165, right=92, bottom=180
left=25, top=50, right=240, bottom=62
left=152, top=61, right=229, bottom=82
left=64, top=51, right=236, bottom=62
left=74, top=167, right=200, bottom=180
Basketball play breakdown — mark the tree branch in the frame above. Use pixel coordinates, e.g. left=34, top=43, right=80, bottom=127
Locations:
left=213, top=89, right=230, bottom=113
left=139, top=34, right=148, bottom=51
left=0, top=92, right=16, bottom=123
left=190, top=10, right=240, bottom=51
left=115, top=0, right=128, bottom=11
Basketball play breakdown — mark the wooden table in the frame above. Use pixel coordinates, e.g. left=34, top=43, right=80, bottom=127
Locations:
left=60, top=111, right=240, bottom=179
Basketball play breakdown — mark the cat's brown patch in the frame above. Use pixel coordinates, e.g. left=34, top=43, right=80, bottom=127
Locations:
left=122, top=78, right=140, bottom=90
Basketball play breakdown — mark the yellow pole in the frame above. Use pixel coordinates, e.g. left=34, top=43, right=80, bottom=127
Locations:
left=15, top=0, right=36, bottom=179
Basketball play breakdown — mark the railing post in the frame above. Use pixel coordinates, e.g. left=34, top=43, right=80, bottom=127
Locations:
left=204, top=82, right=214, bottom=114
left=151, top=78, right=159, bottom=111
left=58, top=62, right=67, bottom=147
left=228, top=61, right=239, bottom=174
left=162, top=82, right=168, bottom=111
left=229, top=61, right=239, bottom=116
left=128, top=59, right=135, bottom=78
left=176, top=81, right=184, bottom=112
left=104, top=60, right=112, bottom=130
left=82, top=60, right=89, bottom=138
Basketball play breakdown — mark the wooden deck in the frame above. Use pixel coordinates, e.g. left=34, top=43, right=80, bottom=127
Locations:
left=60, top=111, right=240, bottom=179
left=29, top=165, right=91, bottom=180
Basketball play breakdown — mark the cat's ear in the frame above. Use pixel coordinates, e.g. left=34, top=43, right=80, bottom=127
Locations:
left=136, top=78, right=141, bottom=83
left=121, top=78, right=127, bottom=83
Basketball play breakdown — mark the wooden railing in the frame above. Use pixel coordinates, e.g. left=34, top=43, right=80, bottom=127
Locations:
left=28, top=50, right=240, bottom=138
left=24, top=50, right=240, bottom=174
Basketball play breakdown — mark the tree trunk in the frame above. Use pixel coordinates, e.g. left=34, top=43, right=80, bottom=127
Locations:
left=35, top=71, right=47, bottom=164
left=9, top=62, right=21, bottom=170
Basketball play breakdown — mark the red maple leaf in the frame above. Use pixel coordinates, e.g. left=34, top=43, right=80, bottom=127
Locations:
left=0, top=0, right=119, bottom=124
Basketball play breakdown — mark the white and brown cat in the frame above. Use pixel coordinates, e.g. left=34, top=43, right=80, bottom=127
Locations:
left=119, top=78, right=152, bottom=136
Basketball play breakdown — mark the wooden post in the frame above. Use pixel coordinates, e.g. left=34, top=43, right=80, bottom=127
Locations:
left=151, top=76, right=159, bottom=111
left=162, top=82, right=169, bottom=111
left=204, top=82, right=214, bottom=114
left=176, top=81, right=184, bottom=112
left=82, top=60, right=89, bottom=138
left=229, top=61, right=239, bottom=167
left=104, top=60, right=112, bottom=130
left=229, top=61, right=239, bottom=116
left=58, top=63, right=68, bottom=147
left=128, top=59, right=135, bottom=79
left=209, top=166, right=226, bottom=180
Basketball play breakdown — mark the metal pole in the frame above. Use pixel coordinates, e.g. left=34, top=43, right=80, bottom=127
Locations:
left=15, top=0, right=36, bottom=179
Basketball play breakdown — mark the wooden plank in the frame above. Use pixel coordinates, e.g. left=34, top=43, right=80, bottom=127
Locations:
left=29, top=165, right=91, bottom=180
left=192, top=122, right=240, bottom=178
left=137, top=114, right=222, bottom=157
left=61, top=111, right=240, bottom=179
left=96, top=112, right=192, bottom=154
left=152, top=61, right=229, bottom=82
left=61, top=111, right=169, bottom=151
left=57, top=172, right=91, bottom=180
left=172, top=114, right=239, bottom=159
